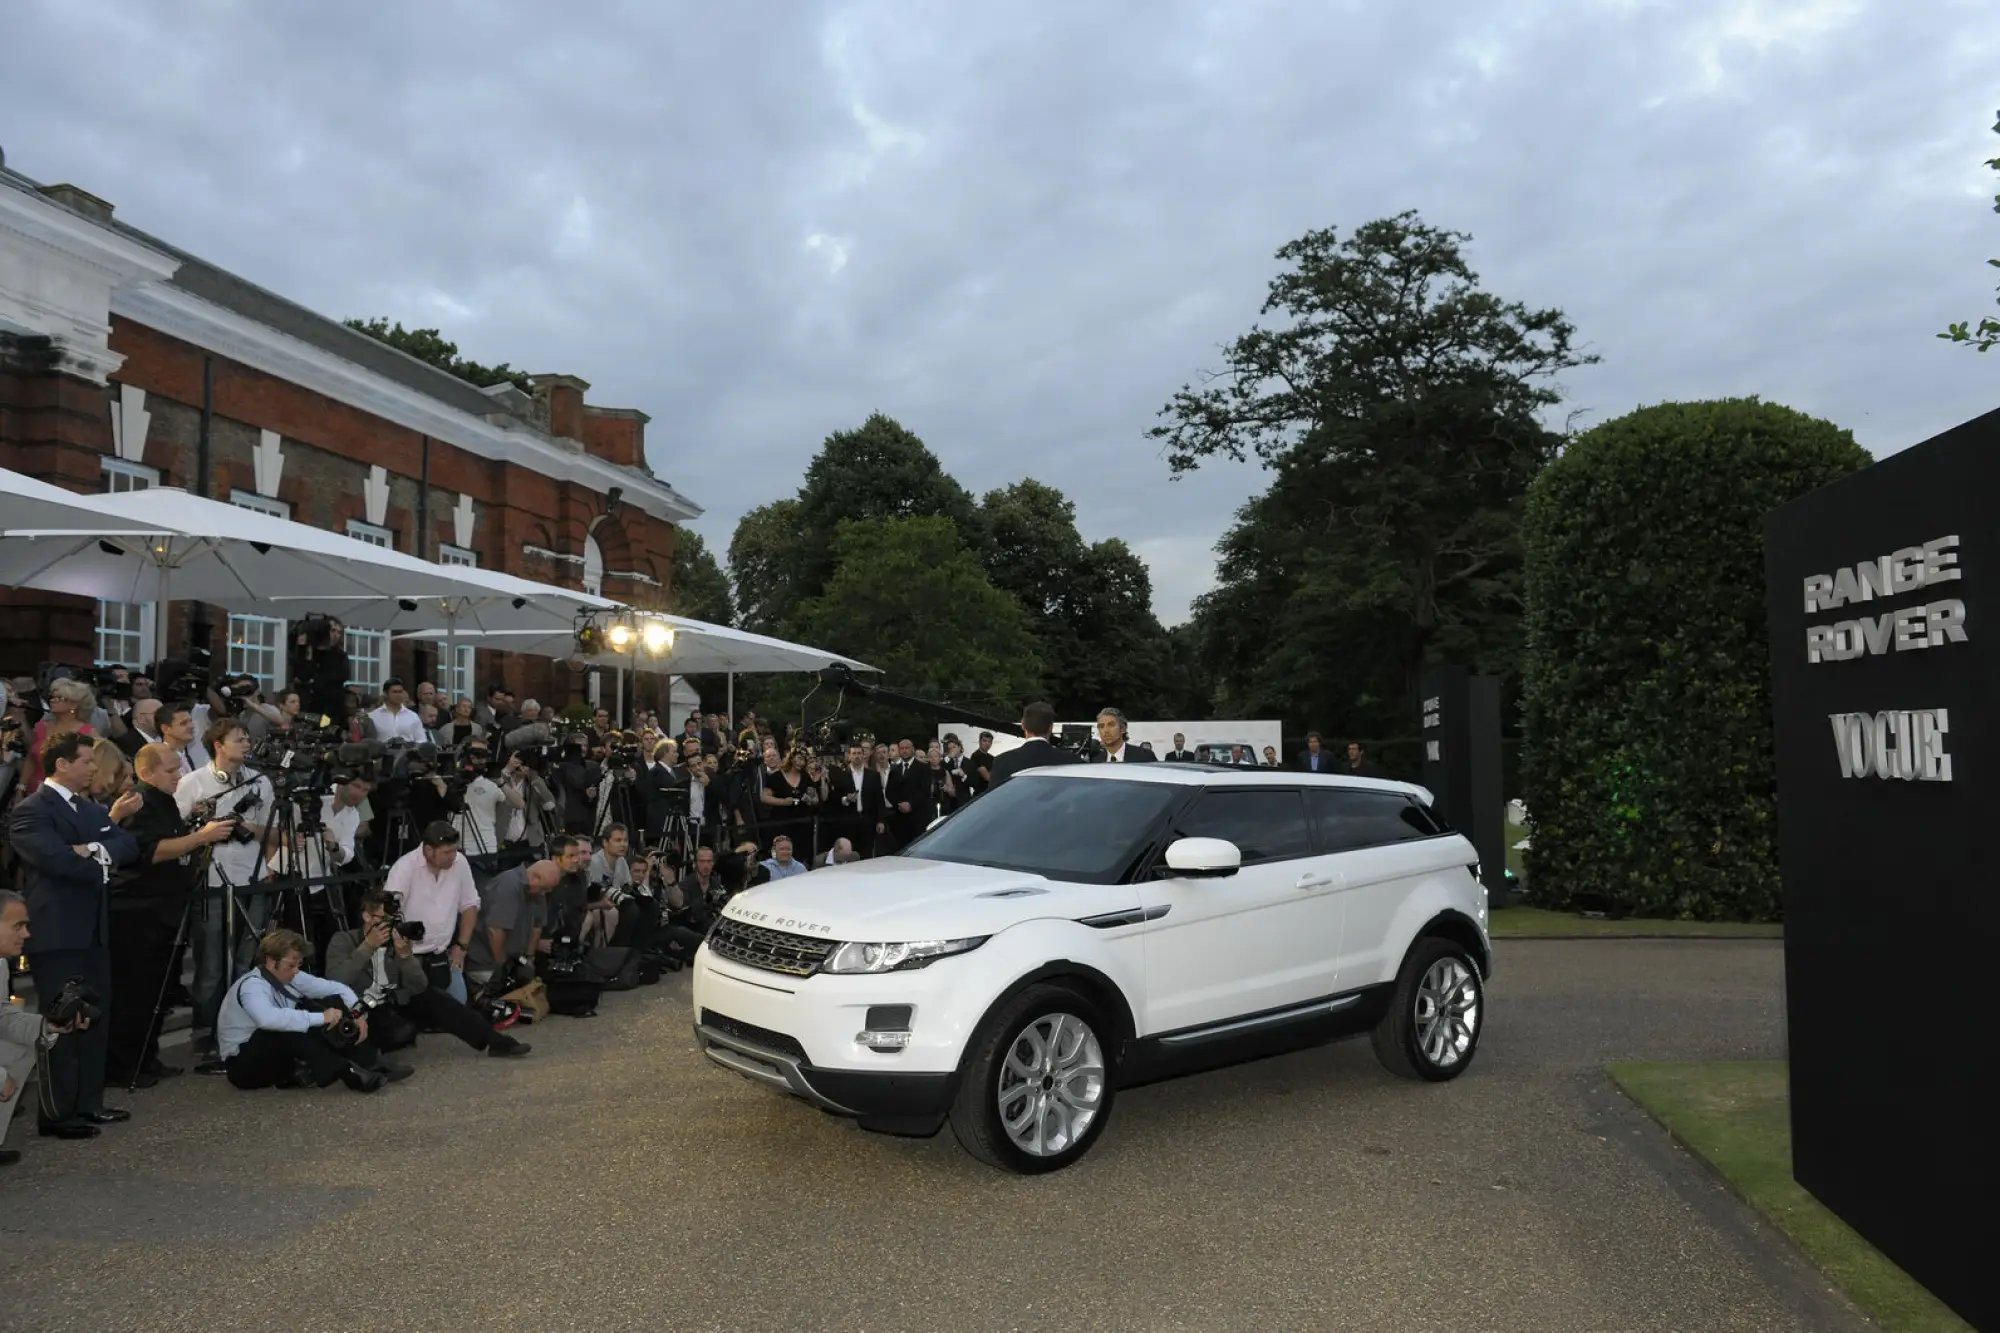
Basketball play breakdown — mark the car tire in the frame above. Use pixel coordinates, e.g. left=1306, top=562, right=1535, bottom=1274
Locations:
left=949, top=983, right=1117, bottom=1174
left=1371, top=936, right=1484, bottom=1082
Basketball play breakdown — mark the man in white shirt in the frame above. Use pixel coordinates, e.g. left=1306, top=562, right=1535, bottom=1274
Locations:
left=367, top=678, right=428, bottom=746
left=287, top=773, right=373, bottom=964
left=175, top=719, right=277, bottom=1070
left=451, top=743, right=520, bottom=861
left=381, top=822, right=481, bottom=1003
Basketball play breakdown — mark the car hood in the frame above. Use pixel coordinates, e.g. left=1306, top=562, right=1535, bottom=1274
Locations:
left=718, top=856, right=1136, bottom=941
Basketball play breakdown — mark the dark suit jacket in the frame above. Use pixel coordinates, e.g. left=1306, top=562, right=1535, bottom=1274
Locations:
left=638, top=761, right=682, bottom=833
left=9, top=783, right=139, bottom=953
left=1090, top=745, right=1155, bottom=764
left=827, top=766, right=883, bottom=827
left=988, top=738, right=1081, bottom=789
left=1296, top=750, right=1336, bottom=774
left=1163, top=749, right=1197, bottom=763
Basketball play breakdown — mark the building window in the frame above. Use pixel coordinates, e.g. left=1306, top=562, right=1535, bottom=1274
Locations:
left=438, top=544, right=477, bottom=567
left=229, top=492, right=290, bottom=692
left=98, top=459, right=159, bottom=668
left=345, top=628, right=386, bottom=698
left=583, top=533, right=604, bottom=596
left=228, top=614, right=285, bottom=696
left=441, top=644, right=474, bottom=704
left=346, top=520, right=393, bottom=549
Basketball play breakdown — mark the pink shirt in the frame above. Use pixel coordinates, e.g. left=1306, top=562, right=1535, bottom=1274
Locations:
left=382, top=846, right=480, bottom=955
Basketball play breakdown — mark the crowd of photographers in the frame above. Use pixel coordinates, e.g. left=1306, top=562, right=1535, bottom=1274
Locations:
left=0, top=644, right=994, bottom=1158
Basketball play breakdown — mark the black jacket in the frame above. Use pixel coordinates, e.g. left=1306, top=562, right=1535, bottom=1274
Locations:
left=828, top=765, right=883, bottom=827
left=987, top=738, right=1080, bottom=789
left=1163, top=749, right=1197, bottom=763
left=1090, top=745, right=1155, bottom=764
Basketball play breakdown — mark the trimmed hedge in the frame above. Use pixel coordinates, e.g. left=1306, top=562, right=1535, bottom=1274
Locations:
left=1520, top=399, right=1870, bottom=920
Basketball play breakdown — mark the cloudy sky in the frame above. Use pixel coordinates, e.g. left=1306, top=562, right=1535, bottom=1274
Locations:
left=4, top=0, right=1995, bottom=623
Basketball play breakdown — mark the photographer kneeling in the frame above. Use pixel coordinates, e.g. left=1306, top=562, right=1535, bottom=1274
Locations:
left=324, top=890, right=529, bottom=1059
left=217, top=929, right=410, bottom=1093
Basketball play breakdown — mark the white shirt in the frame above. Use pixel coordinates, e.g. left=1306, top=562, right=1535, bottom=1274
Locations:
left=281, top=794, right=363, bottom=890
left=452, top=775, right=507, bottom=855
left=43, top=777, right=79, bottom=806
left=175, top=764, right=273, bottom=887
left=1104, top=745, right=1128, bottom=763
left=381, top=846, right=479, bottom=956
left=369, top=704, right=428, bottom=745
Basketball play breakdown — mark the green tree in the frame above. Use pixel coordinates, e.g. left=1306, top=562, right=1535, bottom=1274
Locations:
left=1153, top=212, right=1593, bottom=736
left=1520, top=399, right=1870, bottom=921
left=1939, top=111, right=2000, bottom=353
left=788, top=516, right=1042, bottom=739
left=666, top=528, right=734, bottom=627
left=796, top=414, right=983, bottom=591
left=343, top=317, right=535, bottom=390
left=978, top=480, right=1182, bottom=718
left=727, top=499, right=809, bottom=634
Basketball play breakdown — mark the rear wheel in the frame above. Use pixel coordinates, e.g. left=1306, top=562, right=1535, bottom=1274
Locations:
left=1371, top=937, right=1484, bottom=1081
left=949, top=983, right=1116, bottom=1173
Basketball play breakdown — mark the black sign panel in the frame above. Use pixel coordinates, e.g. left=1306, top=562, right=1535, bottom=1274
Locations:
left=1420, top=666, right=1505, bottom=902
left=1763, top=406, right=1998, bottom=1333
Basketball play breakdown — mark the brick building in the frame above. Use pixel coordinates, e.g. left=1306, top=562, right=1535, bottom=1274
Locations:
left=0, top=148, right=699, bottom=716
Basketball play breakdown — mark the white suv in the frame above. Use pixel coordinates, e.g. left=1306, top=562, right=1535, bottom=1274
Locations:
left=691, top=764, right=1491, bottom=1173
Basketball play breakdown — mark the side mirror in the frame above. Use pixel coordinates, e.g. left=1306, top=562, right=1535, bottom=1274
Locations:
left=1162, top=836, right=1240, bottom=878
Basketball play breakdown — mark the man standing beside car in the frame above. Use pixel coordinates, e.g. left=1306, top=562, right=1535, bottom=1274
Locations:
left=987, top=702, right=1081, bottom=790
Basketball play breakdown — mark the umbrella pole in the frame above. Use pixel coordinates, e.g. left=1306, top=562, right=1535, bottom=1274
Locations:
left=154, top=565, right=171, bottom=668
left=726, top=672, right=733, bottom=728
left=444, top=608, right=456, bottom=706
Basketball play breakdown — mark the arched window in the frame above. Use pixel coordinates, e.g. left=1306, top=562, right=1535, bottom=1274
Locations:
left=583, top=532, right=604, bottom=596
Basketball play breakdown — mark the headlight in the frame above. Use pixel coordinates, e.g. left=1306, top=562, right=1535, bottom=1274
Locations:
left=821, top=937, right=989, bottom=974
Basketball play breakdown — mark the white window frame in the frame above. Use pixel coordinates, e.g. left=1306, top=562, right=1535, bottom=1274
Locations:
left=228, top=491, right=291, bottom=692
left=438, top=544, right=477, bottom=567
left=345, top=628, right=387, bottom=697
left=582, top=533, right=604, bottom=596
left=98, top=459, right=160, bottom=668
left=346, top=519, right=394, bottom=549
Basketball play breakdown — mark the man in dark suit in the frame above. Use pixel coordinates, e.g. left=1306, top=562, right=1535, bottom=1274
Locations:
left=964, top=732, right=997, bottom=797
left=827, top=740, right=882, bottom=855
left=1297, top=731, right=1334, bottom=774
left=1089, top=708, right=1156, bottom=764
left=637, top=739, right=683, bottom=851
left=8, top=731, right=139, bottom=1137
left=1163, top=732, right=1197, bottom=763
left=988, top=703, right=1082, bottom=790
left=883, top=739, right=926, bottom=848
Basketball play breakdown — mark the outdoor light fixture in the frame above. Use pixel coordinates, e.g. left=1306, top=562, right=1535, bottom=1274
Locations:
left=575, top=608, right=674, bottom=658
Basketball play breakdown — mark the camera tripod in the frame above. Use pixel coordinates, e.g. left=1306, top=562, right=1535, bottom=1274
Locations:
left=593, top=764, right=642, bottom=843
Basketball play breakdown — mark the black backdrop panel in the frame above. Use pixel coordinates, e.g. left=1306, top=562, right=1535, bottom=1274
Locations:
left=1763, top=405, right=1999, bottom=1333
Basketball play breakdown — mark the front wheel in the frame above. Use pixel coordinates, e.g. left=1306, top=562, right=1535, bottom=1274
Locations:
left=1371, top=937, right=1484, bottom=1081
left=949, top=984, right=1116, bottom=1174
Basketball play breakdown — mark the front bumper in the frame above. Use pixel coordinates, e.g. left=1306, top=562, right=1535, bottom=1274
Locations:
left=694, top=1013, right=959, bottom=1137
left=691, top=946, right=965, bottom=1137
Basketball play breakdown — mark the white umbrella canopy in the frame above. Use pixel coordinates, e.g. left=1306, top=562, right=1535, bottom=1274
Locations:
left=395, top=617, right=876, bottom=676
left=0, top=486, right=507, bottom=657
left=0, top=468, right=164, bottom=534
left=363, top=563, right=618, bottom=636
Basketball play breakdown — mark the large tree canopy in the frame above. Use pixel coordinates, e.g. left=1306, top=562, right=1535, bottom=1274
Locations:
left=1156, top=212, right=1594, bottom=741
left=1939, top=111, right=2000, bottom=353
left=343, top=317, right=534, bottom=391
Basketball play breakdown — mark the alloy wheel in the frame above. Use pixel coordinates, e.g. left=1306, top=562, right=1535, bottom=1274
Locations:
left=1414, top=956, right=1480, bottom=1069
left=996, top=1012, right=1106, bottom=1157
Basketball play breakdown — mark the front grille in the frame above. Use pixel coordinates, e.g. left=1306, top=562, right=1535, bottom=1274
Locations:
left=707, top=918, right=837, bottom=977
left=701, top=1009, right=809, bottom=1062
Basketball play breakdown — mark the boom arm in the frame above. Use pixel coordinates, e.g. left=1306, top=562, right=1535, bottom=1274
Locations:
left=813, top=663, right=1021, bottom=737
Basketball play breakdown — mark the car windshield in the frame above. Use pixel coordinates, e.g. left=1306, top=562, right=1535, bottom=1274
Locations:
left=900, top=774, right=1182, bottom=884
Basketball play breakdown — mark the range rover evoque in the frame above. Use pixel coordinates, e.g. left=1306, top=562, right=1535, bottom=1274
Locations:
left=691, top=763, right=1491, bottom=1173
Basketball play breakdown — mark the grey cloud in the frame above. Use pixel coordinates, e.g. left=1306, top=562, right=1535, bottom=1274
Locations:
left=4, top=0, right=1995, bottom=625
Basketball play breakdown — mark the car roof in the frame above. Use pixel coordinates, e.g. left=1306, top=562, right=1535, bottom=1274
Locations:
left=1022, top=762, right=1432, bottom=803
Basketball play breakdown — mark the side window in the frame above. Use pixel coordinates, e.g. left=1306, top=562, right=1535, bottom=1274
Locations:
left=1173, top=789, right=1313, bottom=865
left=1306, top=790, right=1440, bottom=854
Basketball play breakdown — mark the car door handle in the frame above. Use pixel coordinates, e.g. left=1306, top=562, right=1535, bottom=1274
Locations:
left=1295, top=873, right=1334, bottom=890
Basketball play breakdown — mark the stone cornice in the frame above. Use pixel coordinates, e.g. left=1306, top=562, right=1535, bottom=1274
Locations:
left=0, top=183, right=181, bottom=286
